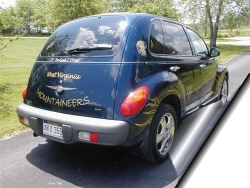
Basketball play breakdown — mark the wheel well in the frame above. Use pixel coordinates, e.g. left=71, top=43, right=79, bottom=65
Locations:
left=225, top=72, right=229, bottom=80
left=162, top=95, right=181, bottom=125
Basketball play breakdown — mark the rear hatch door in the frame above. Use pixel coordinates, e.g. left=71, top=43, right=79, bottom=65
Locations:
left=26, top=62, right=119, bottom=119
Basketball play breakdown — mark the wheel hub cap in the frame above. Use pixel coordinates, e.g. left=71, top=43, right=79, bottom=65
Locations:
left=156, top=113, right=175, bottom=155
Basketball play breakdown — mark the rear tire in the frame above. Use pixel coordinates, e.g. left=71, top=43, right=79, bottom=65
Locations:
left=144, top=104, right=177, bottom=163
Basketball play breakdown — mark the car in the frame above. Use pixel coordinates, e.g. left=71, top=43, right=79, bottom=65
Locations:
left=17, top=13, right=228, bottom=163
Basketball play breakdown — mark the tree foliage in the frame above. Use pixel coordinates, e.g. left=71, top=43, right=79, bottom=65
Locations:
left=129, top=0, right=179, bottom=19
left=108, top=0, right=179, bottom=19
left=177, top=0, right=250, bottom=47
left=31, top=0, right=49, bottom=32
left=108, top=0, right=137, bottom=12
left=0, top=0, right=179, bottom=35
left=46, top=0, right=108, bottom=28
left=223, top=0, right=250, bottom=31
left=15, top=0, right=35, bottom=34
left=178, top=0, right=226, bottom=47
left=0, top=7, right=16, bottom=33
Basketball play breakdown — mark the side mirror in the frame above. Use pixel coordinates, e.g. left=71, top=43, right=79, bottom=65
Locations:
left=210, top=48, right=220, bottom=57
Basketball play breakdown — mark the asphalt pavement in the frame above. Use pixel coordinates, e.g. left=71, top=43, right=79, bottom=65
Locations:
left=0, top=50, right=249, bottom=188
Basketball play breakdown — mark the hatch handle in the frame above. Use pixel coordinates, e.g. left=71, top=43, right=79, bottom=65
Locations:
left=170, top=66, right=180, bottom=72
left=200, top=64, right=206, bottom=68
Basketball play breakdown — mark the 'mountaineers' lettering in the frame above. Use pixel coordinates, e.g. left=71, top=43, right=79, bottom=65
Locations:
left=77, top=99, right=83, bottom=106
left=68, top=100, right=72, bottom=107
left=72, top=99, right=77, bottom=107
left=62, top=100, right=67, bottom=107
left=54, top=99, right=61, bottom=106
left=83, top=96, right=89, bottom=104
left=36, top=89, right=89, bottom=107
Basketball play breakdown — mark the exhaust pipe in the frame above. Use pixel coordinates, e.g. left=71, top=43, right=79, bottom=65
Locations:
left=33, top=132, right=39, bottom=137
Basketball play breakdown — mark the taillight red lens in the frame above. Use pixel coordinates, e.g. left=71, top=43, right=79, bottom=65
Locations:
left=20, top=116, right=25, bottom=124
left=22, top=86, right=27, bottom=99
left=90, top=133, right=99, bottom=142
left=120, top=86, right=149, bottom=116
left=19, top=116, right=29, bottom=125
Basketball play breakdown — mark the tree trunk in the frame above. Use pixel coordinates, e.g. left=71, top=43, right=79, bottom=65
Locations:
left=206, top=0, right=214, bottom=47
left=204, top=15, right=208, bottom=38
left=208, top=0, right=224, bottom=47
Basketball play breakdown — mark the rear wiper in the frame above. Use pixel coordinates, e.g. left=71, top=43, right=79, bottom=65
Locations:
left=67, top=44, right=113, bottom=54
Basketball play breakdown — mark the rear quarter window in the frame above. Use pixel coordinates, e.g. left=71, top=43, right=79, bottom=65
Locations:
left=41, top=16, right=127, bottom=57
left=187, top=29, right=208, bottom=57
left=149, top=19, right=165, bottom=55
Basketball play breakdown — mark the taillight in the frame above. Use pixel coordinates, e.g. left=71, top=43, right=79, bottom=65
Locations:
left=120, top=86, right=149, bottom=116
left=19, top=116, right=29, bottom=125
left=78, top=131, right=99, bottom=142
left=22, top=86, right=27, bottom=99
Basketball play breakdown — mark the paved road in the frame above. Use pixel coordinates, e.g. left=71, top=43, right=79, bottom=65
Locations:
left=0, top=51, right=249, bottom=188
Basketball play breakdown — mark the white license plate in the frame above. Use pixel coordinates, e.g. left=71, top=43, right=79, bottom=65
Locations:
left=43, top=120, right=63, bottom=139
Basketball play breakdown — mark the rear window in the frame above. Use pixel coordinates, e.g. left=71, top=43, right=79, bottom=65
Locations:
left=41, top=16, right=127, bottom=57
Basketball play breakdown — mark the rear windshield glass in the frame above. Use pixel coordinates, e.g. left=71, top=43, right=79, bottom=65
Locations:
left=41, top=16, right=126, bottom=57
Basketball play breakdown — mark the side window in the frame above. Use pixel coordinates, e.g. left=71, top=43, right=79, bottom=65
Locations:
left=149, top=19, right=165, bottom=54
left=162, top=21, right=192, bottom=56
left=187, top=29, right=208, bottom=57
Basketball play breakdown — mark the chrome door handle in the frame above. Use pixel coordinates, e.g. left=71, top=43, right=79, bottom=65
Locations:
left=200, top=64, right=206, bottom=68
left=170, top=66, right=180, bottom=72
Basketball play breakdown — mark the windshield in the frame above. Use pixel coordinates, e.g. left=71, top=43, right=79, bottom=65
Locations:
left=41, top=15, right=127, bottom=57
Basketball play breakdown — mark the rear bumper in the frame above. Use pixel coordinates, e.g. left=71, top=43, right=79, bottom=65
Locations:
left=17, top=104, right=129, bottom=146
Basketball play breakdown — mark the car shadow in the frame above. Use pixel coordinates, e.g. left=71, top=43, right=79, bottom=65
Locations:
left=26, top=140, right=178, bottom=187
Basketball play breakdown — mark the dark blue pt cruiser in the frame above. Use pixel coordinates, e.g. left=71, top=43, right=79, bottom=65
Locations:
left=17, top=13, right=228, bottom=163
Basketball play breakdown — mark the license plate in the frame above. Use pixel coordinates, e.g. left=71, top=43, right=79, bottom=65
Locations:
left=43, top=120, right=63, bottom=139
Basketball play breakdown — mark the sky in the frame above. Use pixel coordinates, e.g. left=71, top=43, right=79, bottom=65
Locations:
left=0, top=0, right=16, bottom=8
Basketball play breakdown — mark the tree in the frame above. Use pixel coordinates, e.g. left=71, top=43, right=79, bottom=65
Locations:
left=107, top=0, right=137, bottom=12
left=178, top=0, right=226, bottom=47
left=15, top=0, right=35, bottom=34
left=0, top=7, right=17, bottom=34
left=107, top=0, right=179, bottom=20
left=206, top=0, right=224, bottom=47
left=46, top=0, right=108, bottom=29
left=223, top=0, right=250, bottom=31
left=129, top=0, right=179, bottom=19
left=31, top=0, right=49, bottom=32
left=178, top=0, right=250, bottom=47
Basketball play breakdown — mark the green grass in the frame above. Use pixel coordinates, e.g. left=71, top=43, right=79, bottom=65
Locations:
left=0, top=38, right=46, bottom=139
left=0, top=38, right=249, bottom=139
left=198, top=27, right=250, bottom=38
left=216, top=45, right=250, bottom=64
left=217, top=28, right=250, bottom=37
